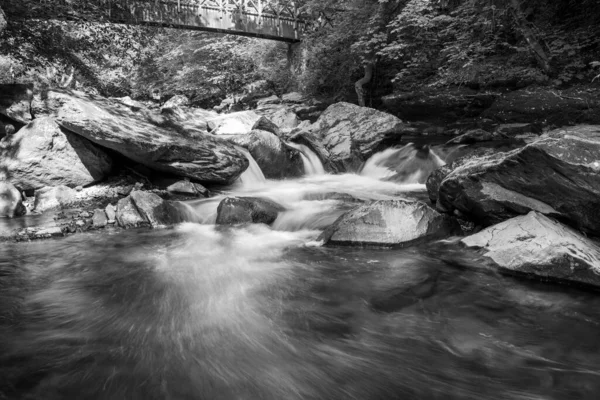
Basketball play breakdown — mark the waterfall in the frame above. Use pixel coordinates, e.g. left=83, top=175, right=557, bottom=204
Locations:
left=236, top=146, right=266, bottom=187
left=360, top=144, right=446, bottom=184
left=287, top=142, right=325, bottom=175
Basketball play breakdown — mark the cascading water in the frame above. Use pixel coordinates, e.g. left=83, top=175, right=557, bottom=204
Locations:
left=235, top=146, right=266, bottom=188
left=287, top=142, right=326, bottom=175
left=360, top=143, right=446, bottom=184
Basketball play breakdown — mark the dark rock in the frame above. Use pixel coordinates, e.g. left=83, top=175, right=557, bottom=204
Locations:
left=445, top=129, right=498, bottom=145
left=304, top=102, right=409, bottom=172
left=426, top=166, right=452, bottom=204
left=462, top=212, right=600, bottom=288
left=437, top=133, right=600, bottom=235
left=0, top=83, right=33, bottom=124
left=33, top=186, right=77, bottom=213
left=319, top=199, right=459, bottom=247
left=0, top=118, right=113, bottom=190
left=216, top=197, right=285, bottom=225
left=0, top=181, right=26, bottom=218
left=495, top=123, right=542, bottom=137
left=36, top=90, right=247, bottom=184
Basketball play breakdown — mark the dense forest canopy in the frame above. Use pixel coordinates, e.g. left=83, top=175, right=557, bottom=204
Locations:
left=1, top=0, right=599, bottom=104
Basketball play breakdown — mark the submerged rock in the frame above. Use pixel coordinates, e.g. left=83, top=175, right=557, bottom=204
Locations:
left=436, top=134, right=600, bottom=235
left=0, top=118, right=113, bottom=190
left=320, top=199, right=458, bottom=247
left=0, top=181, right=26, bottom=218
left=36, top=90, right=247, bottom=184
left=216, top=197, right=285, bottom=225
left=462, top=212, right=600, bottom=288
left=304, top=102, right=409, bottom=171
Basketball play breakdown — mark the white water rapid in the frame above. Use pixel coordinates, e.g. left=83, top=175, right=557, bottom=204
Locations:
left=235, top=146, right=266, bottom=188
left=287, top=142, right=326, bottom=175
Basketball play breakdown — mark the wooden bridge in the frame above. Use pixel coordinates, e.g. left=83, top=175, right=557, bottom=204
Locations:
left=3, top=0, right=312, bottom=42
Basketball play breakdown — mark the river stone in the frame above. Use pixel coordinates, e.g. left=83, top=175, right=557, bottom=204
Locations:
left=462, top=212, right=600, bottom=288
left=320, top=199, right=459, bottom=247
left=0, top=118, right=113, bottom=190
left=117, top=191, right=192, bottom=228
left=161, top=95, right=189, bottom=110
left=0, top=83, right=33, bottom=124
left=35, top=90, right=247, bottom=184
left=305, top=102, right=409, bottom=171
left=426, top=166, right=452, bottom=204
left=226, top=130, right=303, bottom=179
left=256, top=95, right=281, bottom=106
left=281, top=92, right=306, bottom=104
left=0, top=181, right=26, bottom=218
left=33, top=185, right=77, bottom=213
left=216, top=197, right=285, bottom=225
left=92, top=209, right=108, bottom=228
left=166, top=180, right=209, bottom=197
left=436, top=134, right=600, bottom=235
left=105, top=203, right=116, bottom=223
left=116, top=196, right=147, bottom=228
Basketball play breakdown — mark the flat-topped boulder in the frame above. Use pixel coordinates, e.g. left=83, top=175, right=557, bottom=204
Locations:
left=320, top=199, right=459, bottom=247
left=462, top=212, right=600, bottom=288
left=0, top=118, right=113, bottom=190
left=436, top=133, right=600, bottom=235
left=34, top=90, right=247, bottom=184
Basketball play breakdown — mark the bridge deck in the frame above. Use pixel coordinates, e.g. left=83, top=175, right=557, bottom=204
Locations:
left=4, top=0, right=309, bottom=42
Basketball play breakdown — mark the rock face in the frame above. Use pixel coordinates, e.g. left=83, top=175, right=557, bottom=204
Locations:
left=36, top=90, right=247, bottom=184
left=116, top=190, right=192, bottom=228
left=0, top=181, right=26, bottom=218
left=462, top=212, right=600, bottom=288
left=436, top=133, right=600, bottom=235
left=216, top=197, right=285, bottom=225
left=0, top=118, right=113, bottom=190
left=320, top=199, right=458, bottom=247
left=227, top=130, right=303, bottom=178
left=33, top=185, right=77, bottom=213
left=0, top=83, right=33, bottom=124
left=304, top=102, right=408, bottom=171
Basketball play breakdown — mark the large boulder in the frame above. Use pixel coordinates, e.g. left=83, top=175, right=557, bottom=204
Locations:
left=34, top=90, right=247, bottom=184
left=0, top=118, right=113, bottom=190
left=255, top=105, right=299, bottom=131
left=226, top=130, right=303, bottom=179
left=216, top=197, right=285, bottom=225
left=304, top=102, right=409, bottom=171
left=319, top=199, right=458, bottom=247
left=436, top=132, right=600, bottom=235
left=0, top=181, right=26, bottom=218
left=0, top=83, right=33, bottom=124
left=462, top=212, right=600, bottom=288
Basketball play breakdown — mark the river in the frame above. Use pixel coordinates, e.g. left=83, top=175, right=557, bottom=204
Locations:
left=1, top=144, right=600, bottom=400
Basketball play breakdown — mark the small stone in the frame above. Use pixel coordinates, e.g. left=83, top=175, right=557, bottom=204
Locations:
left=80, top=211, right=92, bottom=218
left=92, top=209, right=108, bottom=228
left=75, top=220, right=85, bottom=227
left=105, top=203, right=116, bottom=221
left=75, top=186, right=83, bottom=192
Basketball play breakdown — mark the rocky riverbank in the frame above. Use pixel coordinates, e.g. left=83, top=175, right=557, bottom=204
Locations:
left=2, top=84, right=600, bottom=291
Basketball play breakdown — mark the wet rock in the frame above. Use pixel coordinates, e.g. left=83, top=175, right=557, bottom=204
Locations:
left=35, top=90, right=247, bottom=184
left=495, top=123, right=541, bottom=137
left=166, top=180, right=209, bottom=197
left=33, top=186, right=77, bottom=213
left=256, top=105, right=300, bottom=132
left=105, top=203, right=116, bottom=224
left=15, top=226, right=64, bottom=241
left=305, top=102, right=409, bottom=171
left=436, top=134, right=600, bottom=235
left=446, top=129, right=498, bottom=145
left=426, top=166, right=452, bottom=204
left=256, top=95, right=281, bottom=106
left=0, top=83, right=33, bottom=124
left=216, top=197, right=285, bottom=225
left=462, top=212, right=600, bottom=288
left=160, top=106, right=217, bottom=135
left=116, top=191, right=192, bottom=228
left=227, top=130, right=303, bottom=179
left=281, top=92, right=306, bottom=104
left=320, top=199, right=459, bottom=247
left=0, top=118, right=113, bottom=190
left=116, top=196, right=147, bottom=228
left=0, top=181, right=26, bottom=218
left=92, top=209, right=108, bottom=228
left=161, top=94, right=189, bottom=110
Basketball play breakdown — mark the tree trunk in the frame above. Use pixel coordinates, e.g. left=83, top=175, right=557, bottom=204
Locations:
left=509, top=0, right=551, bottom=73
left=355, top=63, right=374, bottom=107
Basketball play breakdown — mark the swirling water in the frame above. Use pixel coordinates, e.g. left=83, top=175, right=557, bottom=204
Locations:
left=1, top=146, right=600, bottom=400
